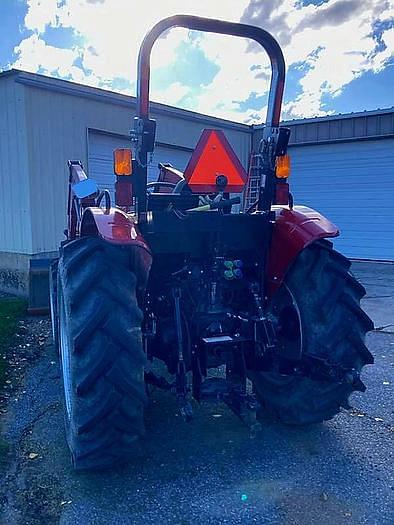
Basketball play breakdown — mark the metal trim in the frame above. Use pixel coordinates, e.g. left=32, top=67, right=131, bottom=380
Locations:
left=288, top=134, right=394, bottom=147
left=136, top=15, right=285, bottom=127
left=253, top=107, right=394, bottom=128
left=13, top=71, right=250, bottom=132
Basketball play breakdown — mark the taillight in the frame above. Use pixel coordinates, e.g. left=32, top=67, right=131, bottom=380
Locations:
left=276, top=154, right=291, bottom=179
left=113, top=148, right=133, bottom=176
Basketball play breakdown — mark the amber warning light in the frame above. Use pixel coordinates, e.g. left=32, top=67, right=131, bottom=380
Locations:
left=113, top=148, right=132, bottom=176
left=276, top=154, right=291, bottom=179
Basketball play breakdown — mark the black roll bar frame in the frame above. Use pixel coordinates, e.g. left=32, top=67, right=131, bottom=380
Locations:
left=133, top=15, right=286, bottom=214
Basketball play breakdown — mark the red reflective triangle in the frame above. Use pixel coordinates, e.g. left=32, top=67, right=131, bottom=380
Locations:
left=184, top=129, right=247, bottom=193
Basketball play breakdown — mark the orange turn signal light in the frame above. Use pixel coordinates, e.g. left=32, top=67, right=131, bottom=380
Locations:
left=113, top=148, right=132, bottom=176
left=276, top=154, right=291, bottom=179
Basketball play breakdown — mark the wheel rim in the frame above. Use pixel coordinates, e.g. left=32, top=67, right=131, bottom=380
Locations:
left=59, top=294, right=73, bottom=421
left=269, top=283, right=303, bottom=361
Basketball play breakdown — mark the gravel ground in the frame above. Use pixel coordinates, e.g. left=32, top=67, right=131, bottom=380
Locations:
left=0, top=291, right=15, bottom=298
left=0, top=268, right=393, bottom=525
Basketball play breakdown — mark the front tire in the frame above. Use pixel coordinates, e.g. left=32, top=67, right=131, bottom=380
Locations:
left=58, top=237, right=147, bottom=470
left=250, top=240, right=374, bottom=425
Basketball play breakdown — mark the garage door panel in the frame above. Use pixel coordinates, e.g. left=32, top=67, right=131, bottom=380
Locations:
left=88, top=131, right=191, bottom=200
left=289, top=139, right=394, bottom=260
left=147, top=147, right=191, bottom=183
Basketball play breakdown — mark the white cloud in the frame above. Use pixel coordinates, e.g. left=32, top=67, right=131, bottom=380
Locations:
left=24, top=0, right=60, bottom=33
left=152, top=81, right=189, bottom=105
left=17, top=0, right=250, bottom=98
left=372, top=26, right=394, bottom=71
left=12, top=33, right=81, bottom=80
left=240, top=0, right=394, bottom=120
left=11, top=0, right=394, bottom=122
left=300, top=3, right=392, bottom=114
left=194, top=38, right=269, bottom=120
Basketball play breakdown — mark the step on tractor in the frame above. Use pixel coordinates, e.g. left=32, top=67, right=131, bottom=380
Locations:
left=50, top=15, right=374, bottom=470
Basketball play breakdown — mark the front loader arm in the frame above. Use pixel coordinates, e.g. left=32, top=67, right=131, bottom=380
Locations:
left=66, top=161, right=152, bottom=289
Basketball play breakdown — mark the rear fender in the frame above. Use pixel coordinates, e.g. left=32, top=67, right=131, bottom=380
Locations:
left=266, top=205, right=339, bottom=298
left=80, top=207, right=152, bottom=287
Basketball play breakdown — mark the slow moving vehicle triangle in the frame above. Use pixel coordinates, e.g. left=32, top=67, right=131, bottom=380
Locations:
left=184, top=129, right=247, bottom=193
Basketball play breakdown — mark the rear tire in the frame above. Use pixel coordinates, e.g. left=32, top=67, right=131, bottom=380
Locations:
left=49, top=259, right=59, bottom=351
left=57, top=237, right=147, bottom=470
left=250, top=240, right=374, bottom=425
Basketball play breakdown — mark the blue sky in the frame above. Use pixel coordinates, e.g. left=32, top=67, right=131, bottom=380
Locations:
left=1, top=0, right=393, bottom=123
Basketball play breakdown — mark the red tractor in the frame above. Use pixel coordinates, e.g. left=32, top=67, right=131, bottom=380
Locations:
left=50, top=15, right=373, bottom=470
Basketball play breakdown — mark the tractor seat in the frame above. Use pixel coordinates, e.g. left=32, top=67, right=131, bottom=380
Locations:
left=153, top=163, right=185, bottom=193
left=147, top=162, right=197, bottom=211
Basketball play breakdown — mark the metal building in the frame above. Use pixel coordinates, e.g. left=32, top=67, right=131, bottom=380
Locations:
left=0, top=69, right=393, bottom=300
left=0, top=70, right=251, bottom=297
left=254, top=109, right=394, bottom=260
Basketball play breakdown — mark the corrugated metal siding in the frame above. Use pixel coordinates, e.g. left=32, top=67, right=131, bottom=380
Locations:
left=15, top=70, right=252, bottom=133
left=88, top=133, right=131, bottom=199
left=7, top=69, right=392, bottom=261
left=288, top=112, right=394, bottom=145
left=146, top=146, right=191, bottom=181
left=252, top=110, right=394, bottom=149
left=152, top=113, right=251, bottom=169
left=24, top=87, right=134, bottom=254
left=0, top=77, right=32, bottom=253
left=288, top=139, right=394, bottom=260
left=23, top=84, right=250, bottom=253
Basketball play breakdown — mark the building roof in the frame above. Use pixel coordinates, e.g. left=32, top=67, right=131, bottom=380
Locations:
left=282, top=107, right=394, bottom=125
left=254, top=106, right=394, bottom=146
left=0, top=68, right=250, bottom=132
left=2, top=69, right=393, bottom=142
left=251, top=107, right=394, bottom=129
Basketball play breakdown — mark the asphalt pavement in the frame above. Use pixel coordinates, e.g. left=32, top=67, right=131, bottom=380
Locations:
left=0, top=261, right=393, bottom=525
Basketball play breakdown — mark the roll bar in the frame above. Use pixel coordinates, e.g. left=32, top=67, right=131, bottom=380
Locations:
left=136, top=15, right=286, bottom=127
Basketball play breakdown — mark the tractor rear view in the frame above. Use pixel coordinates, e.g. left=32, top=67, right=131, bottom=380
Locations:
left=50, top=15, right=373, bottom=470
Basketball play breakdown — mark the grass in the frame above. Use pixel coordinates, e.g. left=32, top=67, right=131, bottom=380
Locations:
left=0, top=297, right=27, bottom=390
left=0, top=297, right=26, bottom=466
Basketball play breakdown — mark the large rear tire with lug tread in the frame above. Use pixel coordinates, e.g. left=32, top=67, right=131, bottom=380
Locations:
left=250, top=239, right=374, bottom=425
left=57, top=237, right=147, bottom=470
left=49, top=259, right=59, bottom=352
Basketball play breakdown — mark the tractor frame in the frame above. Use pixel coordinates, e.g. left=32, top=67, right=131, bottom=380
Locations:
left=51, top=15, right=373, bottom=470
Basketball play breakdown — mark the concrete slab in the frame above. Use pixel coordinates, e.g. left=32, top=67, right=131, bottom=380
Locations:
left=351, top=260, right=394, bottom=332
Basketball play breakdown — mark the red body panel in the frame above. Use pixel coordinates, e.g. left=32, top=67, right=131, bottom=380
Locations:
left=266, top=205, right=339, bottom=298
left=81, top=207, right=150, bottom=249
left=80, top=205, right=338, bottom=302
left=80, top=207, right=152, bottom=287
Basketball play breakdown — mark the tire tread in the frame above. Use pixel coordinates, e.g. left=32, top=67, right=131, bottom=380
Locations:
left=58, top=237, right=146, bottom=470
left=251, top=240, right=374, bottom=425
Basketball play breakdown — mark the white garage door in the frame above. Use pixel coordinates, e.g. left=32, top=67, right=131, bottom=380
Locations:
left=289, top=138, right=394, bottom=260
left=88, top=131, right=192, bottom=199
